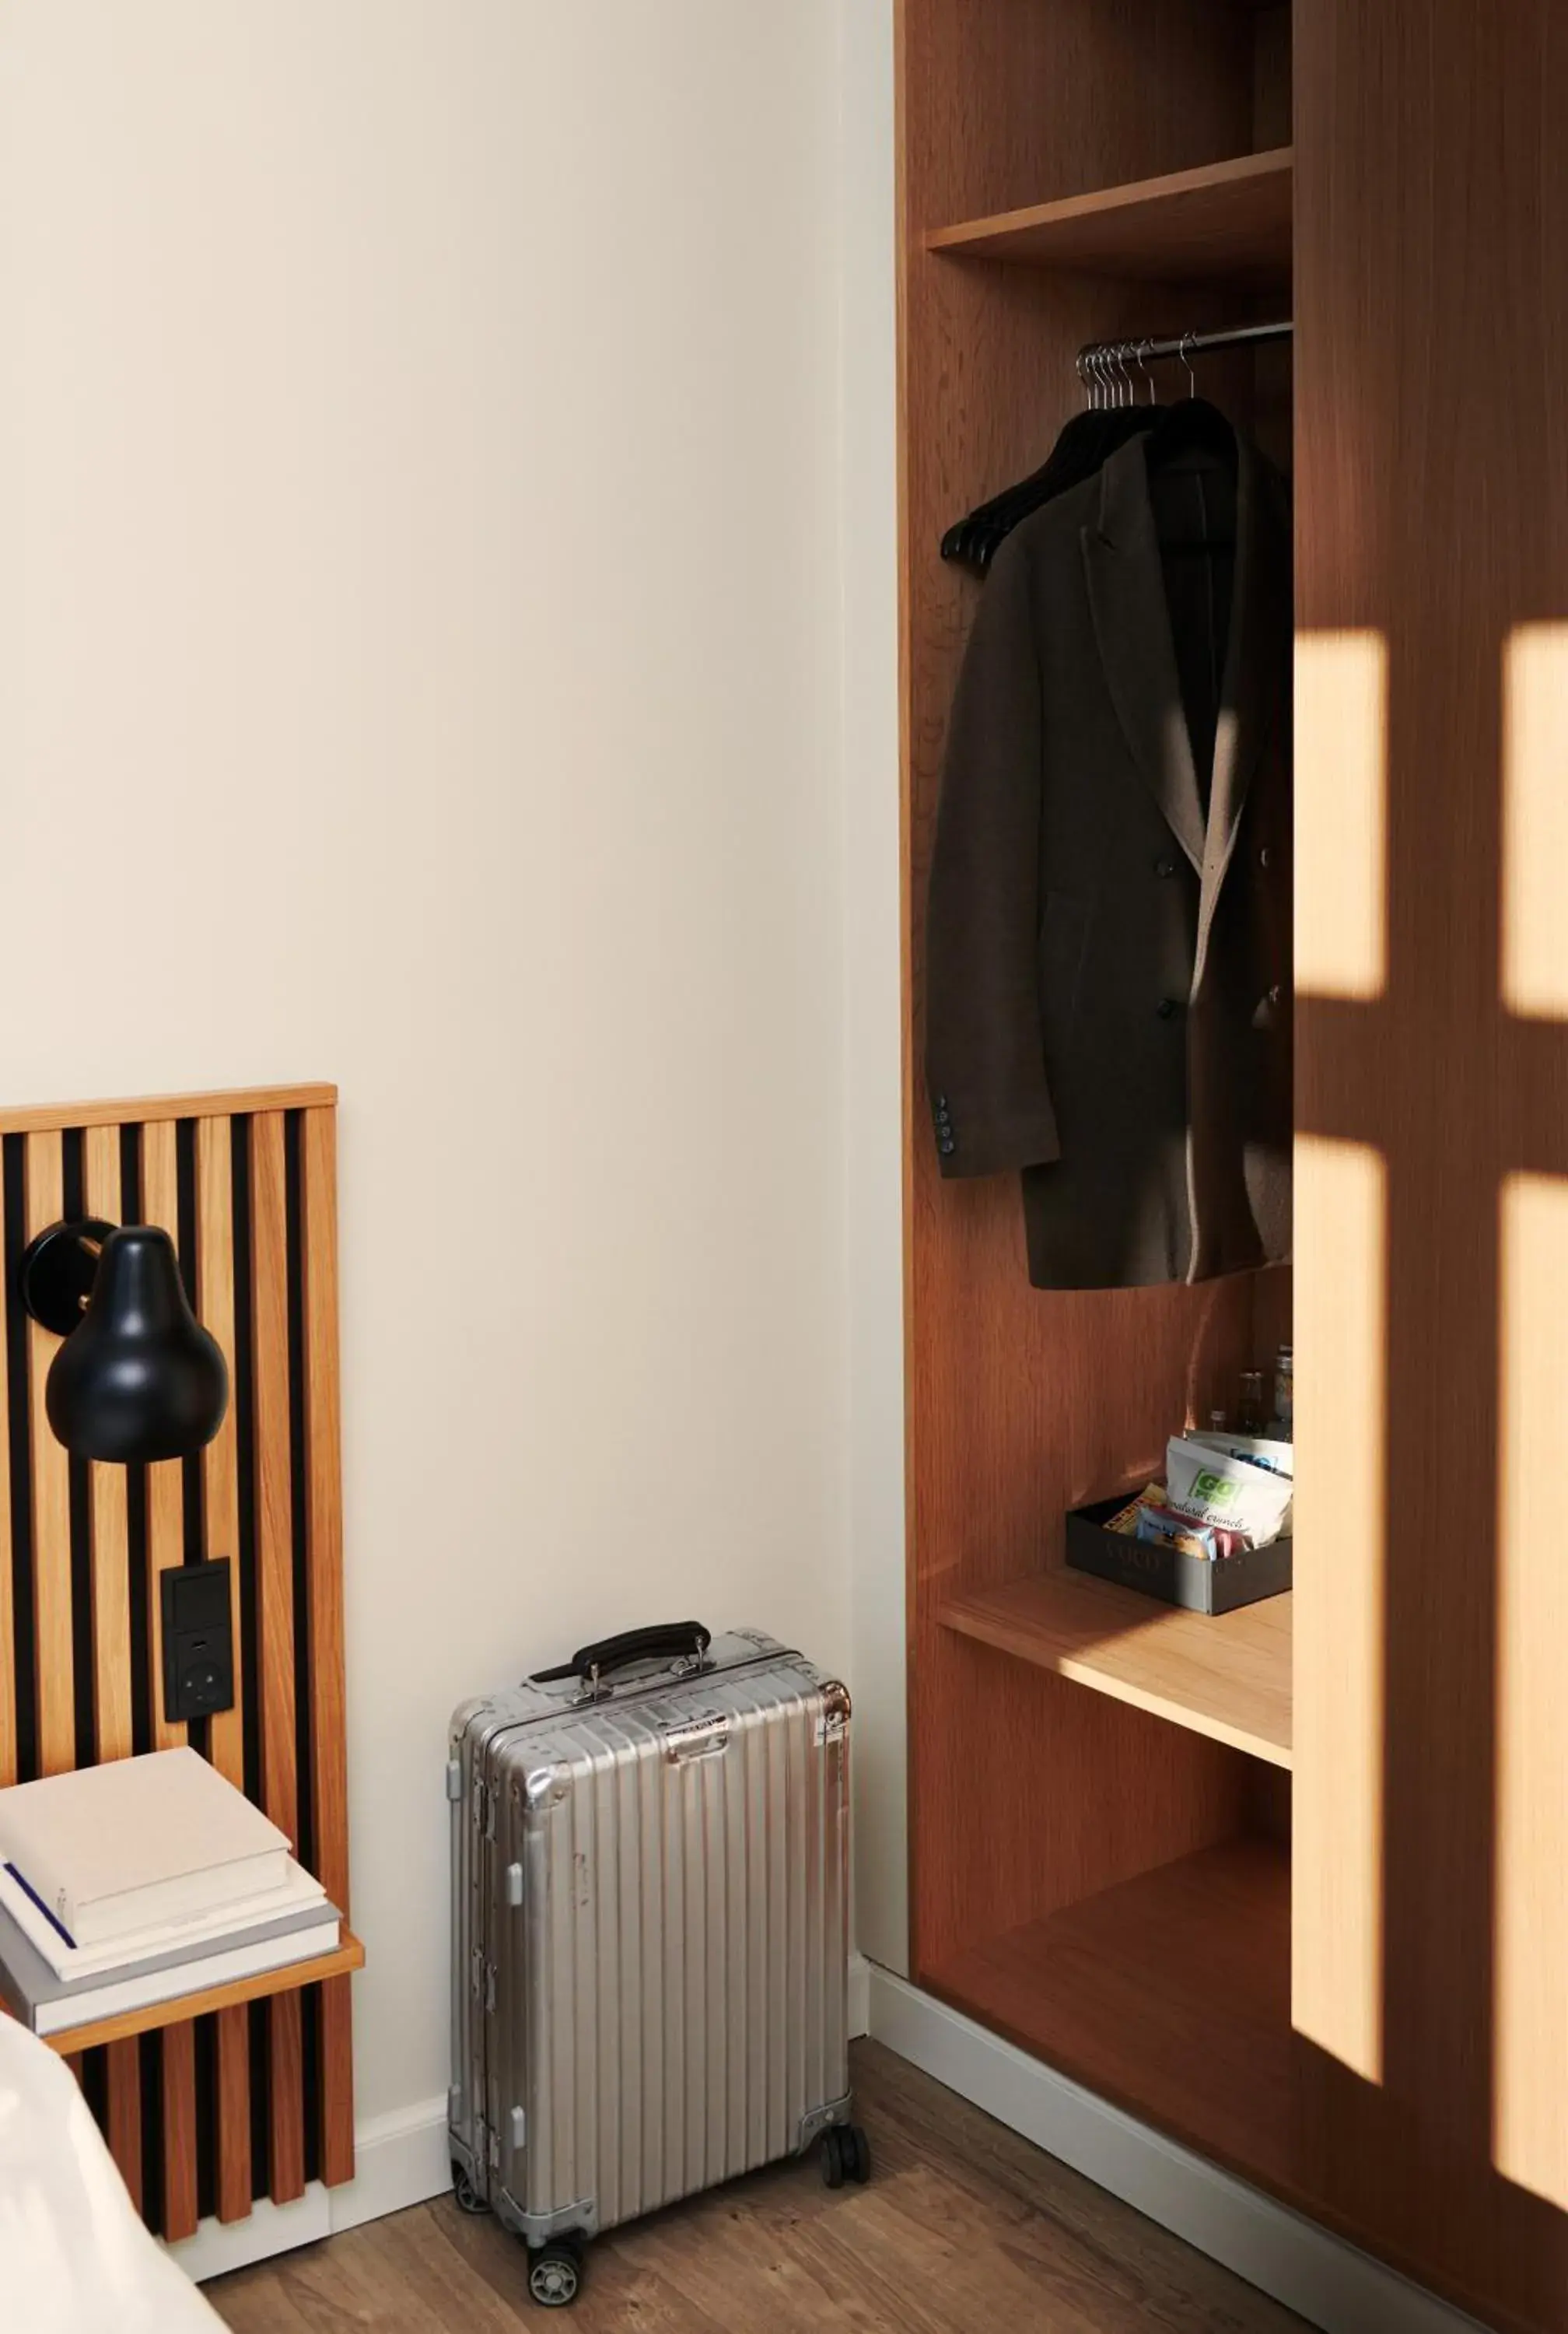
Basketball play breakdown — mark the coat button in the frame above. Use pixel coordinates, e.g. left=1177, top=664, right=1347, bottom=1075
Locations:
left=1154, top=855, right=1178, bottom=878
left=1156, top=997, right=1179, bottom=1020
left=1268, top=984, right=1283, bottom=1005
left=939, top=1136, right=956, bottom=1156
left=1259, top=846, right=1272, bottom=869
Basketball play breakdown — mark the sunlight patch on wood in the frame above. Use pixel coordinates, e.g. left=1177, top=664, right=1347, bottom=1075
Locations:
left=1292, top=1135, right=1385, bottom=2083
left=1295, top=632, right=1388, bottom=1001
left=1495, top=1173, right=1568, bottom=2200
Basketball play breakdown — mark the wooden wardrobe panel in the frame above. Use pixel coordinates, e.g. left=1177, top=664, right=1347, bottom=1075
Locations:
left=1294, top=3, right=1568, bottom=2325
left=899, top=0, right=1276, bottom=1984
left=901, top=0, right=1257, bottom=230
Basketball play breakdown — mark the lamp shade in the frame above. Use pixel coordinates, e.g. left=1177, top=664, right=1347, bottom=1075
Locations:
left=45, top=1226, right=229, bottom=1463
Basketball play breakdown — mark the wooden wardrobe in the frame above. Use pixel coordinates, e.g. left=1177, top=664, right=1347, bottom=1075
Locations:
left=898, top=5, right=1568, bottom=2329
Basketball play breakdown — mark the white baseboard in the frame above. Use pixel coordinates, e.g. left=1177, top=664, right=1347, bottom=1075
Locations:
left=167, top=2189, right=331, bottom=2283
left=168, top=2090, right=451, bottom=2283
left=170, top=1954, right=875, bottom=2284
left=848, top=1947, right=871, bottom=2040
left=866, top=1964, right=1486, bottom=2334
left=327, top=2092, right=454, bottom=2238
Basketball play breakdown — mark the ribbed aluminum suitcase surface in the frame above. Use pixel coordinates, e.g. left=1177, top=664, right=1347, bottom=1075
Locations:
left=448, top=1629, right=851, bottom=2245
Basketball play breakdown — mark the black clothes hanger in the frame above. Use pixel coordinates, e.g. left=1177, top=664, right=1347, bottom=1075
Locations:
left=1144, top=395, right=1241, bottom=555
left=1144, top=393, right=1239, bottom=479
left=1143, top=393, right=1241, bottom=798
left=940, top=405, right=1160, bottom=575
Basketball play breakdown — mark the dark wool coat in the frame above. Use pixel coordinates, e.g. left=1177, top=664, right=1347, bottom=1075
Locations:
left=924, top=426, right=1293, bottom=1288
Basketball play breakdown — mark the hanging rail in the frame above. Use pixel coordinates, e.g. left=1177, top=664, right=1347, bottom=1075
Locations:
left=1078, top=318, right=1293, bottom=398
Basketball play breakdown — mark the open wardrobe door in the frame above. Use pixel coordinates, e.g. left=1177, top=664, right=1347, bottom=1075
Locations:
left=898, top=2, right=1568, bottom=2328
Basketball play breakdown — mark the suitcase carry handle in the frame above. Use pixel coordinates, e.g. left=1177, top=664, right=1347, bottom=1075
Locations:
left=531, top=1621, right=712, bottom=1692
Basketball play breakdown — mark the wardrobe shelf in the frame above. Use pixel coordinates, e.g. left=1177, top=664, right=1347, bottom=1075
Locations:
left=925, top=148, right=1293, bottom=286
left=937, top=1568, right=1292, bottom=1768
left=923, top=1838, right=1295, bottom=2199
left=40, top=1929, right=365, bottom=2059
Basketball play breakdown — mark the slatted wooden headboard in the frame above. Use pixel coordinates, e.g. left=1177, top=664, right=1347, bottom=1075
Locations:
left=0, top=1084, right=352, bottom=2238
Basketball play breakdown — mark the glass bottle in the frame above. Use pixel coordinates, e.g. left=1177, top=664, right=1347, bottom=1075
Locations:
left=1237, top=1370, right=1267, bottom=1435
left=1272, top=1344, right=1293, bottom=1439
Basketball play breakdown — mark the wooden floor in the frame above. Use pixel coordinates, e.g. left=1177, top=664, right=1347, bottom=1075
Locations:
left=209, top=2041, right=1309, bottom=2332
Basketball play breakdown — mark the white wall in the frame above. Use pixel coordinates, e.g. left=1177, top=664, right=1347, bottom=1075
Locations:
left=0, top=0, right=872, bottom=2132
left=835, top=0, right=906, bottom=1978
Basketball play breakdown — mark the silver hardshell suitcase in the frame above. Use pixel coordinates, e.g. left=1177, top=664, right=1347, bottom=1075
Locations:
left=447, top=1621, right=868, bottom=2307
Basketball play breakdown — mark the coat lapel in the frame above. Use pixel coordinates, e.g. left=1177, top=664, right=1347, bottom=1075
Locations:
left=1192, top=430, right=1291, bottom=986
left=1083, top=426, right=1291, bottom=980
left=1081, top=438, right=1207, bottom=875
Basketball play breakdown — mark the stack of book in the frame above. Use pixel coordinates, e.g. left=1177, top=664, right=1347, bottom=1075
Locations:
left=0, top=1748, right=341, bottom=2038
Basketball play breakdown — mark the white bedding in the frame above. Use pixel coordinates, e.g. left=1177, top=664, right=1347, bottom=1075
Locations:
left=0, top=2017, right=222, bottom=2332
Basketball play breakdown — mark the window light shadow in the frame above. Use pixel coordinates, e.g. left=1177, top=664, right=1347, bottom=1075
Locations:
left=1295, top=630, right=1389, bottom=1004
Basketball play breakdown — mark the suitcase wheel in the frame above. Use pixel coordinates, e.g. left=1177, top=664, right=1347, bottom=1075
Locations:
left=820, top=2122, right=872, bottom=2189
left=451, top=2165, right=489, bottom=2217
left=527, top=2240, right=585, bottom=2308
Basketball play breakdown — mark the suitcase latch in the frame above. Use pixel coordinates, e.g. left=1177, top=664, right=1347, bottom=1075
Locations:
left=660, top=1710, right=730, bottom=1763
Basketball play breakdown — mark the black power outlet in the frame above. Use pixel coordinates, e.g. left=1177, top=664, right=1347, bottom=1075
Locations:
left=161, top=1558, right=236, bottom=1722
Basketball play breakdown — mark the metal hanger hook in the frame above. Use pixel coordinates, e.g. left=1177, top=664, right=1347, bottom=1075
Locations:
left=1179, top=331, right=1198, bottom=400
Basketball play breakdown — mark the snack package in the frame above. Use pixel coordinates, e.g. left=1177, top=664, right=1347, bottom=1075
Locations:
left=1164, top=1435, right=1295, bottom=1547
left=1134, top=1504, right=1241, bottom=1560
left=1104, top=1482, right=1166, bottom=1537
left=1187, top=1430, right=1293, bottom=1481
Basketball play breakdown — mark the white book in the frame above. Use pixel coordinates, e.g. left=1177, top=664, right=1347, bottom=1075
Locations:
left=0, top=1748, right=291, bottom=1947
left=0, top=1856, right=327, bottom=1983
left=0, top=1893, right=342, bottom=2038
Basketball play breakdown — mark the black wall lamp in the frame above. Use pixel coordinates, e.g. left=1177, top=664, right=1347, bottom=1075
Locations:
left=20, top=1220, right=229, bottom=1463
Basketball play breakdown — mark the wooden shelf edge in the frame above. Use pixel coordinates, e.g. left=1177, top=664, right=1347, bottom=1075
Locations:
left=938, top=1571, right=1292, bottom=1769
left=925, top=145, right=1293, bottom=256
left=0, top=1084, right=340, bottom=1137
left=43, top=1929, right=365, bottom=2057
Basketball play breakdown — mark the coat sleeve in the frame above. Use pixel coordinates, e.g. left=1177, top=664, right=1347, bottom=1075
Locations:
left=923, top=538, right=1060, bottom=1178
